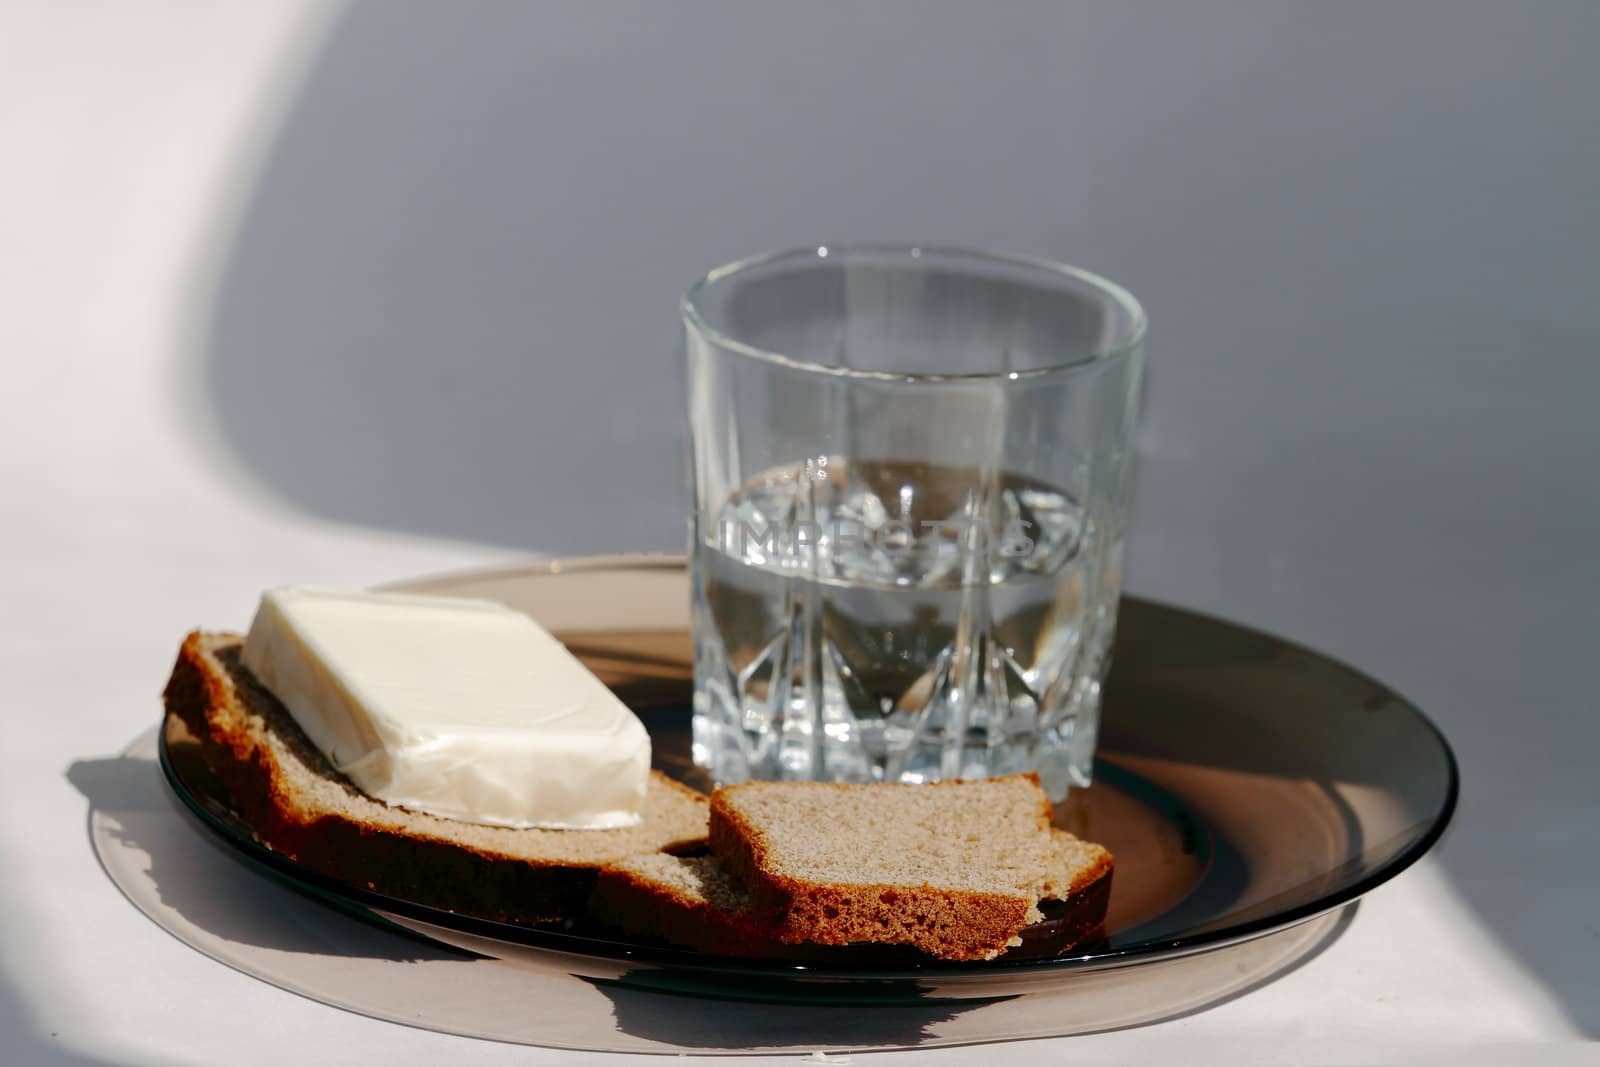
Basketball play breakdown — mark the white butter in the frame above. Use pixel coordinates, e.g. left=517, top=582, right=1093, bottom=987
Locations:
left=240, top=587, right=650, bottom=830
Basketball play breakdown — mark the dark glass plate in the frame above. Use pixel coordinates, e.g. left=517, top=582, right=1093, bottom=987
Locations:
left=159, top=556, right=1456, bottom=1002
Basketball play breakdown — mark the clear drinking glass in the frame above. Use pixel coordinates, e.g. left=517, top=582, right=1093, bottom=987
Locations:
left=683, top=246, right=1146, bottom=800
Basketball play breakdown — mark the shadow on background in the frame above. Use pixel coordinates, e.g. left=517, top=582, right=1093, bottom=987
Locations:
left=195, top=2, right=1118, bottom=554
left=190, top=0, right=1599, bottom=1035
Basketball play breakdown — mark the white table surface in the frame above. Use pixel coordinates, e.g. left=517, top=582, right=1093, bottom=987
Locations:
left=3, top=3, right=1595, bottom=1064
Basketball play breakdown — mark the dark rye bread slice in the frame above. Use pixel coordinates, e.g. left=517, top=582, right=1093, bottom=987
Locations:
left=590, top=828, right=1112, bottom=959
left=709, top=775, right=1061, bottom=961
left=163, top=631, right=709, bottom=922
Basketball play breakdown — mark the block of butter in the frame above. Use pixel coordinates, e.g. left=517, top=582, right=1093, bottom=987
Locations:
left=240, top=587, right=651, bottom=830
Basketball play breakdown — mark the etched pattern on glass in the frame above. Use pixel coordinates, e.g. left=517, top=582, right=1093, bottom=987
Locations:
left=691, top=459, right=1121, bottom=800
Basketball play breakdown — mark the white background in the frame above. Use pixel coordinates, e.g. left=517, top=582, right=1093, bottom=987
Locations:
left=2, top=2, right=1595, bottom=1063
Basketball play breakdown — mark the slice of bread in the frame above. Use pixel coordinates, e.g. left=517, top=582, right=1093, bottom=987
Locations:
left=708, top=775, right=1062, bottom=960
left=591, top=828, right=1112, bottom=959
left=162, top=631, right=709, bottom=923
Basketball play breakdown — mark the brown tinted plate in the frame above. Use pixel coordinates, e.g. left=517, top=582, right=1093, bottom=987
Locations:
left=159, top=555, right=1456, bottom=1002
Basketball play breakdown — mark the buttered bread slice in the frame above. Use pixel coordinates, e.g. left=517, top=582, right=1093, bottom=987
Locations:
left=163, top=632, right=708, bottom=923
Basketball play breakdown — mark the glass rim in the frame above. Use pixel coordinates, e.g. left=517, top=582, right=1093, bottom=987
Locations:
left=681, top=243, right=1147, bottom=385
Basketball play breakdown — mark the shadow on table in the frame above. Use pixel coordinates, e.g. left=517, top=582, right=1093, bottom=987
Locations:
left=589, top=982, right=970, bottom=1052
left=585, top=905, right=1356, bottom=1050
left=66, top=754, right=470, bottom=964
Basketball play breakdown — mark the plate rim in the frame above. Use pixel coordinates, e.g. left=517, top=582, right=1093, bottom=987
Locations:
left=161, top=554, right=1458, bottom=981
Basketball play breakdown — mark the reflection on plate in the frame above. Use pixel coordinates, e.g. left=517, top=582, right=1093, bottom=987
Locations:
left=155, top=556, right=1455, bottom=1004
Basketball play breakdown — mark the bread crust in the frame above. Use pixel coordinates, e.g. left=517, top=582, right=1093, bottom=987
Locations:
left=163, top=630, right=707, bottom=923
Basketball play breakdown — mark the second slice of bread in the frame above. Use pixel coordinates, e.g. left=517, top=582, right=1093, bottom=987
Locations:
left=592, top=828, right=1112, bottom=959
left=708, top=775, right=1058, bottom=960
